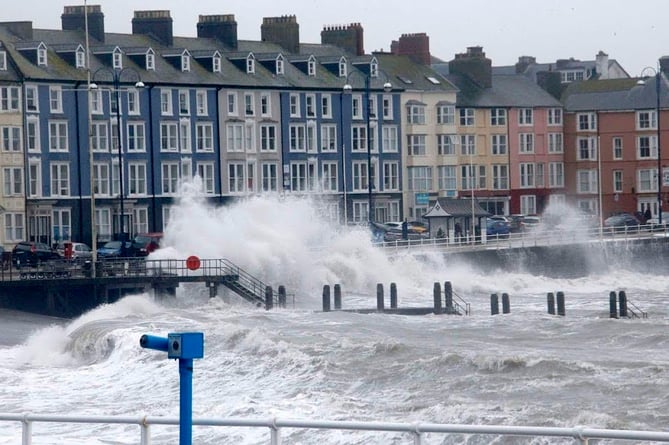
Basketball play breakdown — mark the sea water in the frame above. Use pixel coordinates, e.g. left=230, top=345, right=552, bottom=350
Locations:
left=2, top=186, right=669, bottom=444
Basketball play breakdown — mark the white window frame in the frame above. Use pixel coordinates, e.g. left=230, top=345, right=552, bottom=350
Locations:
left=49, top=86, right=63, bottom=113
left=196, top=122, right=214, bottom=152
left=196, top=162, right=215, bottom=194
left=48, top=121, right=68, bottom=152
left=260, top=124, right=277, bottom=152
left=160, top=89, right=172, bottom=116
left=160, top=122, right=178, bottom=152
left=50, top=162, right=70, bottom=197
left=196, top=90, right=208, bottom=116
left=129, top=162, right=147, bottom=196
left=161, top=162, right=180, bottom=194
left=127, top=122, right=145, bottom=152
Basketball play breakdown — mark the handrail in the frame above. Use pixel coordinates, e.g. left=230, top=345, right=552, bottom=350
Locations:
left=3, top=413, right=669, bottom=444
left=218, top=259, right=280, bottom=307
left=627, top=300, right=648, bottom=319
left=451, top=289, right=471, bottom=315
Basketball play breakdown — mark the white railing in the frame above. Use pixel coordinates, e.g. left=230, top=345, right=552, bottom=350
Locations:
left=3, top=413, right=669, bottom=444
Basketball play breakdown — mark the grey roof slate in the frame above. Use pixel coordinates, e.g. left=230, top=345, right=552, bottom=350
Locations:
left=446, top=73, right=562, bottom=107
left=561, top=76, right=669, bottom=111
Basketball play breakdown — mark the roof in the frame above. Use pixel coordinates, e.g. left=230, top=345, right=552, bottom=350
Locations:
left=423, top=198, right=491, bottom=218
left=561, top=76, right=669, bottom=111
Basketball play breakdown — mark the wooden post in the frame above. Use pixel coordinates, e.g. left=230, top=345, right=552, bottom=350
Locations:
left=334, top=284, right=342, bottom=310
left=609, top=291, right=618, bottom=318
left=376, top=283, right=384, bottom=312
left=556, top=291, right=565, bottom=316
left=208, top=282, right=218, bottom=299
left=490, top=293, right=499, bottom=315
left=278, top=285, right=286, bottom=308
left=502, top=293, right=510, bottom=314
left=265, top=286, right=273, bottom=310
left=547, top=292, right=555, bottom=315
left=444, top=281, right=453, bottom=313
left=390, top=282, right=397, bottom=308
left=618, top=290, right=628, bottom=318
left=433, top=282, right=442, bottom=314
left=322, top=285, right=331, bottom=312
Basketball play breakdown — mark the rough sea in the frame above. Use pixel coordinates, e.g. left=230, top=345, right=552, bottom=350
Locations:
left=2, top=188, right=669, bottom=444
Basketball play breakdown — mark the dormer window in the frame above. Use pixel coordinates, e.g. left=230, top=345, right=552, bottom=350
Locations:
left=0, top=51, right=6, bottom=71
left=181, top=51, right=191, bottom=72
left=246, top=53, right=255, bottom=74
left=370, top=58, right=379, bottom=78
left=75, top=47, right=86, bottom=69
left=213, top=54, right=221, bottom=73
left=146, top=49, right=155, bottom=71
left=276, top=55, right=284, bottom=75
left=308, top=56, right=316, bottom=77
left=112, top=47, right=122, bottom=69
left=37, top=43, right=47, bottom=67
left=338, top=57, right=347, bottom=78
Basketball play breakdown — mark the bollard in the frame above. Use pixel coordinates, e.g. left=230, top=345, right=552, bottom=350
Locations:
left=433, top=282, right=442, bottom=313
left=444, top=281, right=453, bottom=313
left=376, top=283, right=385, bottom=312
left=322, top=285, right=331, bottom=312
left=390, top=282, right=398, bottom=309
left=278, top=285, right=286, bottom=308
left=609, top=291, right=618, bottom=318
left=547, top=292, right=555, bottom=315
left=502, top=293, right=510, bottom=314
left=490, top=293, right=499, bottom=315
left=556, top=291, right=565, bottom=316
left=334, top=284, right=342, bottom=310
left=264, top=286, right=273, bottom=310
left=618, top=290, right=628, bottom=318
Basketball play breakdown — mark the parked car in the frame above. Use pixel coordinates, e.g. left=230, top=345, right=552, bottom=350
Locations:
left=56, top=242, right=93, bottom=260
left=646, top=212, right=669, bottom=228
left=603, top=213, right=641, bottom=233
left=508, top=214, right=526, bottom=232
left=97, top=241, right=133, bottom=258
left=129, top=232, right=163, bottom=257
left=522, top=216, right=541, bottom=230
left=12, top=241, right=61, bottom=268
left=486, top=219, right=510, bottom=238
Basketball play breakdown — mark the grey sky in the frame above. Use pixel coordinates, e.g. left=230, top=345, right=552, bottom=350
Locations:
left=3, top=0, right=667, bottom=76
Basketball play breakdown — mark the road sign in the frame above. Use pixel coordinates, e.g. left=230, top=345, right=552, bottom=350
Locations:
left=415, top=192, right=429, bottom=205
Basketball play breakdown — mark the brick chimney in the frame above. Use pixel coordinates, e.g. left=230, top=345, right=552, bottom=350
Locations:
left=62, top=5, right=105, bottom=42
left=261, top=15, right=299, bottom=54
left=197, top=14, right=238, bottom=50
left=660, top=56, right=669, bottom=76
left=449, top=46, right=492, bottom=89
left=132, top=10, right=173, bottom=46
left=321, top=23, right=364, bottom=56
left=595, top=50, right=609, bottom=79
left=515, top=55, right=536, bottom=74
left=391, top=33, right=430, bottom=65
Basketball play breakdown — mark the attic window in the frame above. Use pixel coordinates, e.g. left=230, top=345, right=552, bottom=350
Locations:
left=426, top=76, right=441, bottom=85
left=308, top=57, right=316, bottom=77
left=112, top=48, right=122, bottom=69
left=0, top=51, right=6, bottom=71
left=37, top=43, right=47, bottom=67
left=213, top=54, right=221, bottom=73
left=75, top=47, right=86, bottom=69
left=339, top=58, right=347, bottom=78
left=146, top=50, right=155, bottom=71
left=397, top=75, right=413, bottom=85
left=246, top=54, right=255, bottom=74
left=181, top=54, right=190, bottom=72
left=276, top=55, right=284, bottom=75
left=370, top=59, right=379, bottom=78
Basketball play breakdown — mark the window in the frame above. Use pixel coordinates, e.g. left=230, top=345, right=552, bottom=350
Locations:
left=89, top=89, right=102, bottom=114
left=577, top=137, right=597, bottom=160
left=338, top=59, right=347, bottom=77
left=50, top=163, right=70, bottom=196
left=305, top=94, right=316, bottom=117
left=638, top=169, right=656, bottom=192
left=407, top=105, right=426, bottom=124
left=228, top=162, right=244, bottom=193
left=519, top=133, right=534, bottom=153
left=177, top=90, right=189, bottom=115
left=352, top=161, right=369, bottom=192
left=160, top=90, right=172, bottom=115
left=491, top=134, right=507, bottom=155
left=613, top=137, right=623, bottom=160
left=289, top=124, right=306, bottom=152
left=133, top=208, right=148, bottom=235
left=577, top=169, right=598, bottom=193
left=437, top=134, right=456, bottom=155
left=407, top=135, right=426, bottom=156
left=276, top=56, right=285, bottom=75
left=260, top=124, right=277, bottom=152
left=95, top=208, right=111, bottom=240
left=25, top=85, right=38, bottom=112
left=161, top=162, right=180, bottom=194
left=5, top=213, right=24, bottom=242
left=549, top=162, right=564, bottom=188
left=321, top=94, right=332, bottom=119
left=260, top=93, right=271, bottom=117
left=26, top=118, right=39, bottom=152
left=368, top=96, right=377, bottom=119
left=90, top=122, right=108, bottom=151
left=637, top=135, right=658, bottom=159
left=49, top=86, right=62, bottom=113
left=518, top=108, right=533, bottom=125
left=290, top=162, right=307, bottom=192
left=548, top=133, right=563, bottom=153
left=352, top=201, right=368, bottom=223
left=127, top=122, right=145, bottom=152
left=383, top=95, right=394, bottom=120
left=461, top=165, right=475, bottom=190
left=3, top=167, right=22, bottom=196
left=226, top=123, right=243, bottom=152
left=196, top=123, right=214, bottom=152
left=492, top=165, right=508, bottom=190
left=321, top=124, right=337, bottom=152
left=0, top=86, right=20, bottom=112
left=112, top=48, right=122, bottom=69
left=490, top=108, right=506, bottom=126
left=383, top=162, right=399, bottom=191
left=0, top=51, right=6, bottom=71
left=437, top=105, right=455, bottom=124
left=352, top=95, right=363, bottom=119
left=93, top=163, right=110, bottom=196
left=289, top=94, right=300, bottom=117
left=181, top=53, right=191, bottom=72
left=459, top=108, right=475, bottom=126
left=261, top=162, right=278, bottom=192
left=244, top=93, right=254, bottom=116
left=577, top=112, right=597, bottom=131
left=460, top=135, right=475, bottom=155
left=160, top=122, right=178, bottom=152
left=1, top=126, right=21, bottom=152
left=308, top=57, right=316, bottom=77
left=227, top=92, right=238, bottom=115
left=637, top=110, right=657, bottom=130
left=322, top=161, right=338, bottom=192
left=561, top=70, right=584, bottom=82
left=49, top=121, right=68, bottom=152
left=196, top=162, right=215, bottom=194
left=520, top=195, right=537, bottom=215
left=146, top=50, right=155, bottom=71
left=246, top=54, right=255, bottom=74
left=195, top=90, right=207, bottom=116
left=37, top=43, right=47, bottom=67
left=382, top=126, right=398, bottom=152
left=179, top=120, right=191, bottom=153
left=407, top=166, right=432, bottom=191
left=548, top=108, right=562, bottom=125
left=438, top=165, right=457, bottom=191
left=351, top=125, right=367, bottom=152
left=478, top=165, right=487, bottom=189
left=613, top=170, right=623, bottom=193
left=519, top=163, right=535, bottom=188
left=28, top=161, right=41, bottom=197
left=127, top=89, right=140, bottom=115
left=129, top=163, right=147, bottom=195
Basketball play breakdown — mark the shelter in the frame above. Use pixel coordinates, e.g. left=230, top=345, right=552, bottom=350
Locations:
left=423, top=198, right=491, bottom=243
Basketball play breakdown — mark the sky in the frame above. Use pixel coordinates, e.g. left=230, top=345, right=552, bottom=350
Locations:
left=2, top=0, right=668, bottom=76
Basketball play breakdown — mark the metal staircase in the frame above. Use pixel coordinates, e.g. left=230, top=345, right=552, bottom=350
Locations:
left=217, top=259, right=281, bottom=308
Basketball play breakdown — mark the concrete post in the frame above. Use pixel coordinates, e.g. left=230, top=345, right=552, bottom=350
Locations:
left=618, top=290, right=628, bottom=318
left=556, top=291, right=565, bottom=316
left=444, top=281, right=453, bottom=313
left=502, top=293, right=510, bottom=314
left=609, top=291, right=618, bottom=318
left=433, top=282, right=442, bottom=313
left=491, top=293, right=499, bottom=315
left=334, top=284, right=342, bottom=310
left=547, top=292, right=555, bottom=315
left=322, top=285, right=331, bottom=312
left=376, top=283, right=384, bottom=311
left=390, top=282, right=398, bottom=308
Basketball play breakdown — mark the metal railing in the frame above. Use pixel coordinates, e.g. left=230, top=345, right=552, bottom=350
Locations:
left=3, top=413, right=669, bottom=444
left=627, top=299, right=648, bottom=319
left=451, top=289, right=471, bottom=315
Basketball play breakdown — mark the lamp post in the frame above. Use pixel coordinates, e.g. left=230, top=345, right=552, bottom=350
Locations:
left=91, top=67, right=144, bottom=255
left=343, top=71, right=392, bottom=223
left=84, top=0, right=97, bottom=276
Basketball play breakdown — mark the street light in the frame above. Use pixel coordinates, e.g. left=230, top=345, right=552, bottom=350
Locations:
left=343, top=70, right=392, bottom=223
left=640, top=66, right=663, bottom=224
left=91, top=67, right=144, bottom=255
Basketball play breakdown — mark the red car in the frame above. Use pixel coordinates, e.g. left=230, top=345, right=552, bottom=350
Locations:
left=130, top=233, right=163, bottom=257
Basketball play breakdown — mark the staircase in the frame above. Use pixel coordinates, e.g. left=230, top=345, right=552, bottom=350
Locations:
left=217, top=259, right=280, bottom=308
